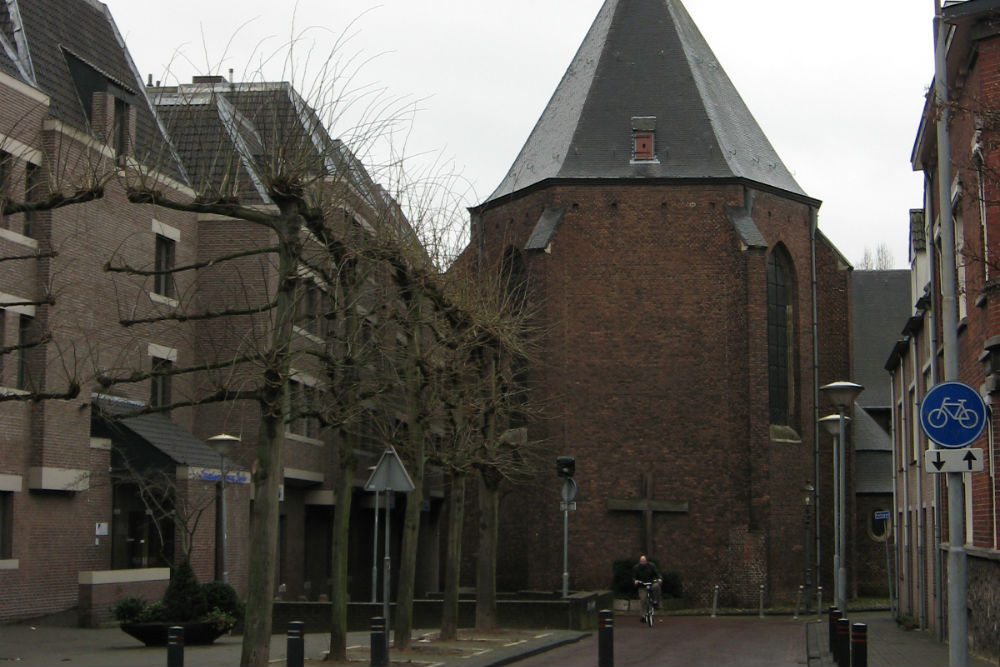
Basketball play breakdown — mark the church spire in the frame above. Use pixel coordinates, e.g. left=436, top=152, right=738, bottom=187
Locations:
left=483, top=0, right=807, bottom=205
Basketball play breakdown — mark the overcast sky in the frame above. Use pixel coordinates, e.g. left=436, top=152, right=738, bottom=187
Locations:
left=102, top=0, right=934, bottom=269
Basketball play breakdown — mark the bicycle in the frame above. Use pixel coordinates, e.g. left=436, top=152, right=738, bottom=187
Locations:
left=640, top=581, right=659, bottom=626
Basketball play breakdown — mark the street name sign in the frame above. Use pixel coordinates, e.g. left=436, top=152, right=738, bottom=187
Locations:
left=924, top=448, right=985, bottom=474
left=919, top=381, right=987, bottom=448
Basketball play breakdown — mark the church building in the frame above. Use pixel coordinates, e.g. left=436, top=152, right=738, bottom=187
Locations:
left=469, top=0, right=852, bottom=606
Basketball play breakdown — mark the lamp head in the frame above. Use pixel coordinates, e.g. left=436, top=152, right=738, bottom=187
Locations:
left=820, top=381, right=864, bottom=410
left=207, top=433, right=241, bottom=456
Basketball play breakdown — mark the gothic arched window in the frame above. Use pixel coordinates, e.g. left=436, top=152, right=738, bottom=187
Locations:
left=767, top=245, right=797, bottom=426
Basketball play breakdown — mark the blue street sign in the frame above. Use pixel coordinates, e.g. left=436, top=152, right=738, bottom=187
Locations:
left=919, top=381, right=988, bottom=449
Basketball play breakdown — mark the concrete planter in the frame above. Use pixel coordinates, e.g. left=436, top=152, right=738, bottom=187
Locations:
left=120, top=620, right=229, bottom=646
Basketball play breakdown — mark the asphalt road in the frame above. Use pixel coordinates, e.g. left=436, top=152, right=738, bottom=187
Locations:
left=510, top=615, right=807, bottom=666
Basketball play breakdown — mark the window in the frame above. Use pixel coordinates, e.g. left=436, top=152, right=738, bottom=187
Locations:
left=0, top=491, right=11, bottom=559
left=296, top=281, right=326, bottom=337
left=767, top=246, right=796, bottom=426
left=16, top=314, right=33, bottom=391
left=0, top=151, right=12, bottom=222
left=288, top=378, right=319, bottom=438
left=111, top=482, right=173, bottom=569
left=633, top=133, right=654, bottom=160
left=150, top=356, right=172, bottom=409
left=0, top=310, right=5, bottom=384
left=630, top=116, right=657, bottom=162
left=154, top=234, right=175, bottom=298
left=23, top=163, right=40, bottom=238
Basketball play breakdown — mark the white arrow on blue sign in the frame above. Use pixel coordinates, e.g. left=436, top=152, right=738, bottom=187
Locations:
left=919, top=381, right=988, bottom=449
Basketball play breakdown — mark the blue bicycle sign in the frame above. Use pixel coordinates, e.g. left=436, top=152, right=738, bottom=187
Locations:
left=919, top=382, right=987, bottom=448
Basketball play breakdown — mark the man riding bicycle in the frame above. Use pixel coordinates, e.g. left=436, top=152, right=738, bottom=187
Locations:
left=632, top=555, right=662, bottom=623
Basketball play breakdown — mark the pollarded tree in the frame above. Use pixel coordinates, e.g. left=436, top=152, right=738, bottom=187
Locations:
left=97, top=64, right=418, bottom=665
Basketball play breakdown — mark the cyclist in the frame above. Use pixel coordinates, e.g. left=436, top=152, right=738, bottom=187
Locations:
left=632, top=554, right=662, bottom=623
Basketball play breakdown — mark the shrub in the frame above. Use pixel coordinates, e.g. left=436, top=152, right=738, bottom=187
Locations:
left=202, top=581, right=245, bottom=623
left=661, top=571, right=683, bottom=599
left=111, top=596, right=147, bottom=623
left=137, top=600, right=168, bottom=623
left=162, top=559, right=208, bottom=622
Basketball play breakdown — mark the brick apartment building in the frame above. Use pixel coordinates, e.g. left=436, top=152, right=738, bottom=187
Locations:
left=0, top=0, right=439, bottom=624
left=888, top=0, right=1000, bottom=660
left=467, top=0, right=853, bottom=607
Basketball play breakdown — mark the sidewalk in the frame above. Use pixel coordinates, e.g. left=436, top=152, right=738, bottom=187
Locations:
left=0, top=621, right=589, bottom=667
left=806, top=611, right=996, bottom=667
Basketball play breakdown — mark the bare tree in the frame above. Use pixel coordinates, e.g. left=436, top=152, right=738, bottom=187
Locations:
left=856, top=242, right=895, bottom=270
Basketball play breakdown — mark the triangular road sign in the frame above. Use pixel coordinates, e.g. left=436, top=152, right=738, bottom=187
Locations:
left=363, top=447, right=415, bottom=492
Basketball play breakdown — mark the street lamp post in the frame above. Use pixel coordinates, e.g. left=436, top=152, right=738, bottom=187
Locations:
left=207, top=434, right=240, bottom=584
left=820, top=381, right=863, bottom=617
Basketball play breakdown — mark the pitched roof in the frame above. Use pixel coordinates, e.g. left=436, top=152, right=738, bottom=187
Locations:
left=2, top=0, right=186, bottom=182
left=92, top=394, right=222, bottom=469
left=482, top=0, right=808, bottom=206
left=153, top=81, right=391, bottom=212
left=851, top=270, right=911, bottom=408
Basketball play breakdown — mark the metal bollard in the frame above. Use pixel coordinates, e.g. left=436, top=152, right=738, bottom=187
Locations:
left=758, top=585, right=765, bottom=618
left=828, top=607, right=840, bottom=656
left=287, top=621, right=305, bottom=667
left=794, top=585, right=803, bottom=619
left=167, top=625, right=184, bottom=667
left=851, top=622, right=868, bottom=667
left=817, top=587, right=823, bottom=620
left=836, top=617, right=850, bottom=667
left=370, top=616, right=388, bottom=667
left=598, top=609, right=614, bottom=667
left=711, top=585, right=719, bottom=618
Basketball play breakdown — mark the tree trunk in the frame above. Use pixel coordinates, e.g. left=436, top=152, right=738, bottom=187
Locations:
left=440, top=470, right=466, bottom=640
left=240, top=412, right=284, bottom=666
left=240, top=209, right=298, bottom=667
left=392, top=444, right=424, bottom=650
left=475, top=467, right=501, bottom=631
left=326, top=435, right=357, bottom=661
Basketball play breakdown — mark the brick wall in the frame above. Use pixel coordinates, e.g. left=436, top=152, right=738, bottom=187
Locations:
left=475, top=181, right=849, bottom=607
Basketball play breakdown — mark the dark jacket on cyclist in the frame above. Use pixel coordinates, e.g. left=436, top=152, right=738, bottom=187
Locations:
left=632, top=558, right=661, bottom=586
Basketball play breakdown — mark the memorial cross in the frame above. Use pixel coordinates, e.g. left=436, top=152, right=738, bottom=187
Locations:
left=606, top=471, right=688, bottom=556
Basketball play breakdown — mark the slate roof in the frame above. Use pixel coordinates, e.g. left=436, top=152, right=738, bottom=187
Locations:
left=0, top=0, right=187, bottom=183
left=482, top=0, right=808, bottom=206
left=92, top=394, right=222, bottom=469
left=851, top=270, right=911, bottom=408
left=153, top=81, right=390, bottom=213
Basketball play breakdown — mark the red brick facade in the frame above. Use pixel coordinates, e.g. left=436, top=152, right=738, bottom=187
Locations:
left=473, top=181, right=850, bottom=606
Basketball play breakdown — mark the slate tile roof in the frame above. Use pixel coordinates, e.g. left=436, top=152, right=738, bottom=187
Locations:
left=1, top=0, right=186, bottom=182
left=92, top=394, right=222, bottom=469
left=153, top=81, right=390, bottom=213
left=483, top=0, right=809, bottom=206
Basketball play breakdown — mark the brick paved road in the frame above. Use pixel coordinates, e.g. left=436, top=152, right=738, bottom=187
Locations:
left=511, top=615, right=806, bottom=666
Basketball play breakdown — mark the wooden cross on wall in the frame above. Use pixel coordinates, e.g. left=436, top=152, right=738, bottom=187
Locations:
left=606, top=471, right=688, bottom=557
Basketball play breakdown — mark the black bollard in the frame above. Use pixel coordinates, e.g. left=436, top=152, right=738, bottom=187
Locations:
left=851, top=623, right=868, bottom=667
left=287, top=621, right=305, bottom=667
left=167, top=625, right=184, bottom=667
left=598, top=609, right=614, bottom=667
left=828, top=607, right=840, bottom=656
left=836, top=618, right=850, bottom=667
left=370, top=616, right=387, bottom=667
